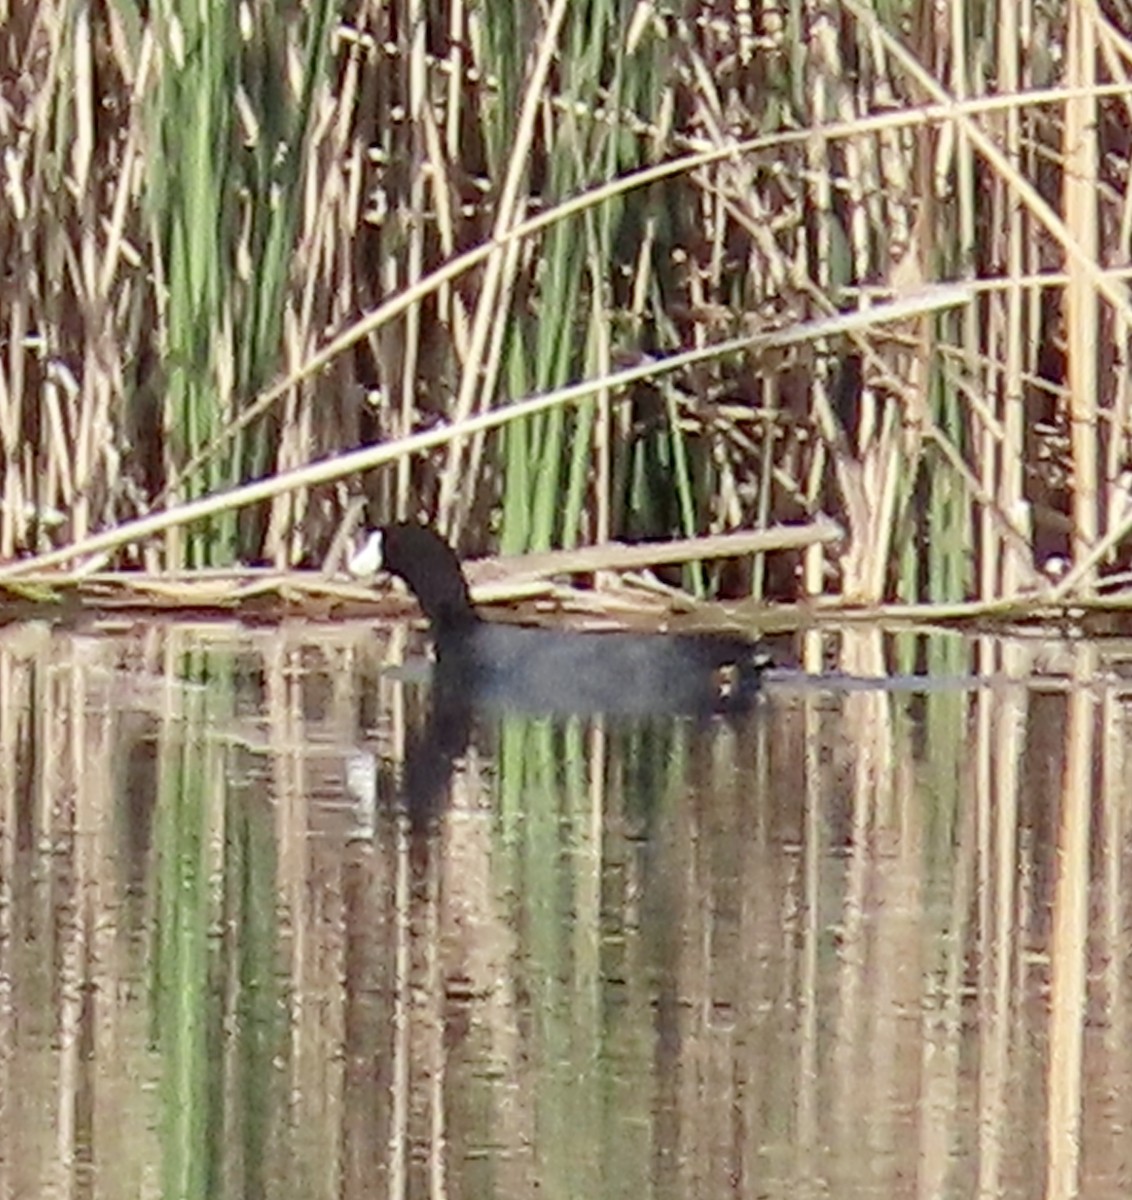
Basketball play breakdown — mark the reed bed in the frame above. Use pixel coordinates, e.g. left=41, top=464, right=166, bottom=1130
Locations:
left=2, top=1, right=1132, bottom=608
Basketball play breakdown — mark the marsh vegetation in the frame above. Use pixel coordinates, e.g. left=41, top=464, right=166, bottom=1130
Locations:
left=1, top=0, right=1130, bottom=618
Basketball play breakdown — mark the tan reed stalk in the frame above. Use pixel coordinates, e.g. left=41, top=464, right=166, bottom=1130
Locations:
left=1062, top=4, right=1101, bottom=587
left=0, top=293, right=954, bottom=583
left=994, top=0, right=1028, bottom=600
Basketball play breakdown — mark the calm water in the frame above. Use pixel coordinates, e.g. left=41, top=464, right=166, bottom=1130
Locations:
left=0, top=621, right=1129, bottom=1199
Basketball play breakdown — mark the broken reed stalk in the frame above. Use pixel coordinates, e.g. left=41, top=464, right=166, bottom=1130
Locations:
left=0, top=293, right=962, bottom=583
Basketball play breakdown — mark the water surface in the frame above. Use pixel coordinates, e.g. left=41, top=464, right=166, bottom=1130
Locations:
left=0, top=622, right=1128, bottom=1199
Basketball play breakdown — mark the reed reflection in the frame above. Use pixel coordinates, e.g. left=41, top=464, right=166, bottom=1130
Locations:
left=0, top=625, right=1128, bottom=1200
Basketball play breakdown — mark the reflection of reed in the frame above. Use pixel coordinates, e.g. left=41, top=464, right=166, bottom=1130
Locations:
left=0, top=626, right=165, bottom=1199
left=1, top=623, right=1130, bottom=1198
left=1047, top=649, right=1094, bottom=1200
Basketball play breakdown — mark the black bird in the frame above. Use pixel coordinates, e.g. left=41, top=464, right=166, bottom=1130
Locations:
left=349, top=523, right=768, bottom=717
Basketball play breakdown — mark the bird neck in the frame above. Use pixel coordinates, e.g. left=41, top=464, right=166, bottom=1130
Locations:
left=406, top=572, right=478, bottom=632
left=428, top=598, right=481, bottom=633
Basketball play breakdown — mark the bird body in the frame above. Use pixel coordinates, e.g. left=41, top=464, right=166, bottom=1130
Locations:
left=349, top=523, right=767, bottom=716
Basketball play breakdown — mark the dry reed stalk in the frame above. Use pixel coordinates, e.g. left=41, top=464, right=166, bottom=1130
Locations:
left=995, top=0, right=1028, bottom=600
left=1063, top=4, right=1101, bottom=584
left=0, top=295, right=952, bottom=582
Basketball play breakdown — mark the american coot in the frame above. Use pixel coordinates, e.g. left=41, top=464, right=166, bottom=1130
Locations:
left=349, top=523, right=769, bottom=717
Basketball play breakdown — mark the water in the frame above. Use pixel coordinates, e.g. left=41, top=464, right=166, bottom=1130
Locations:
left=0, top=621, right=1129, bottom=1199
